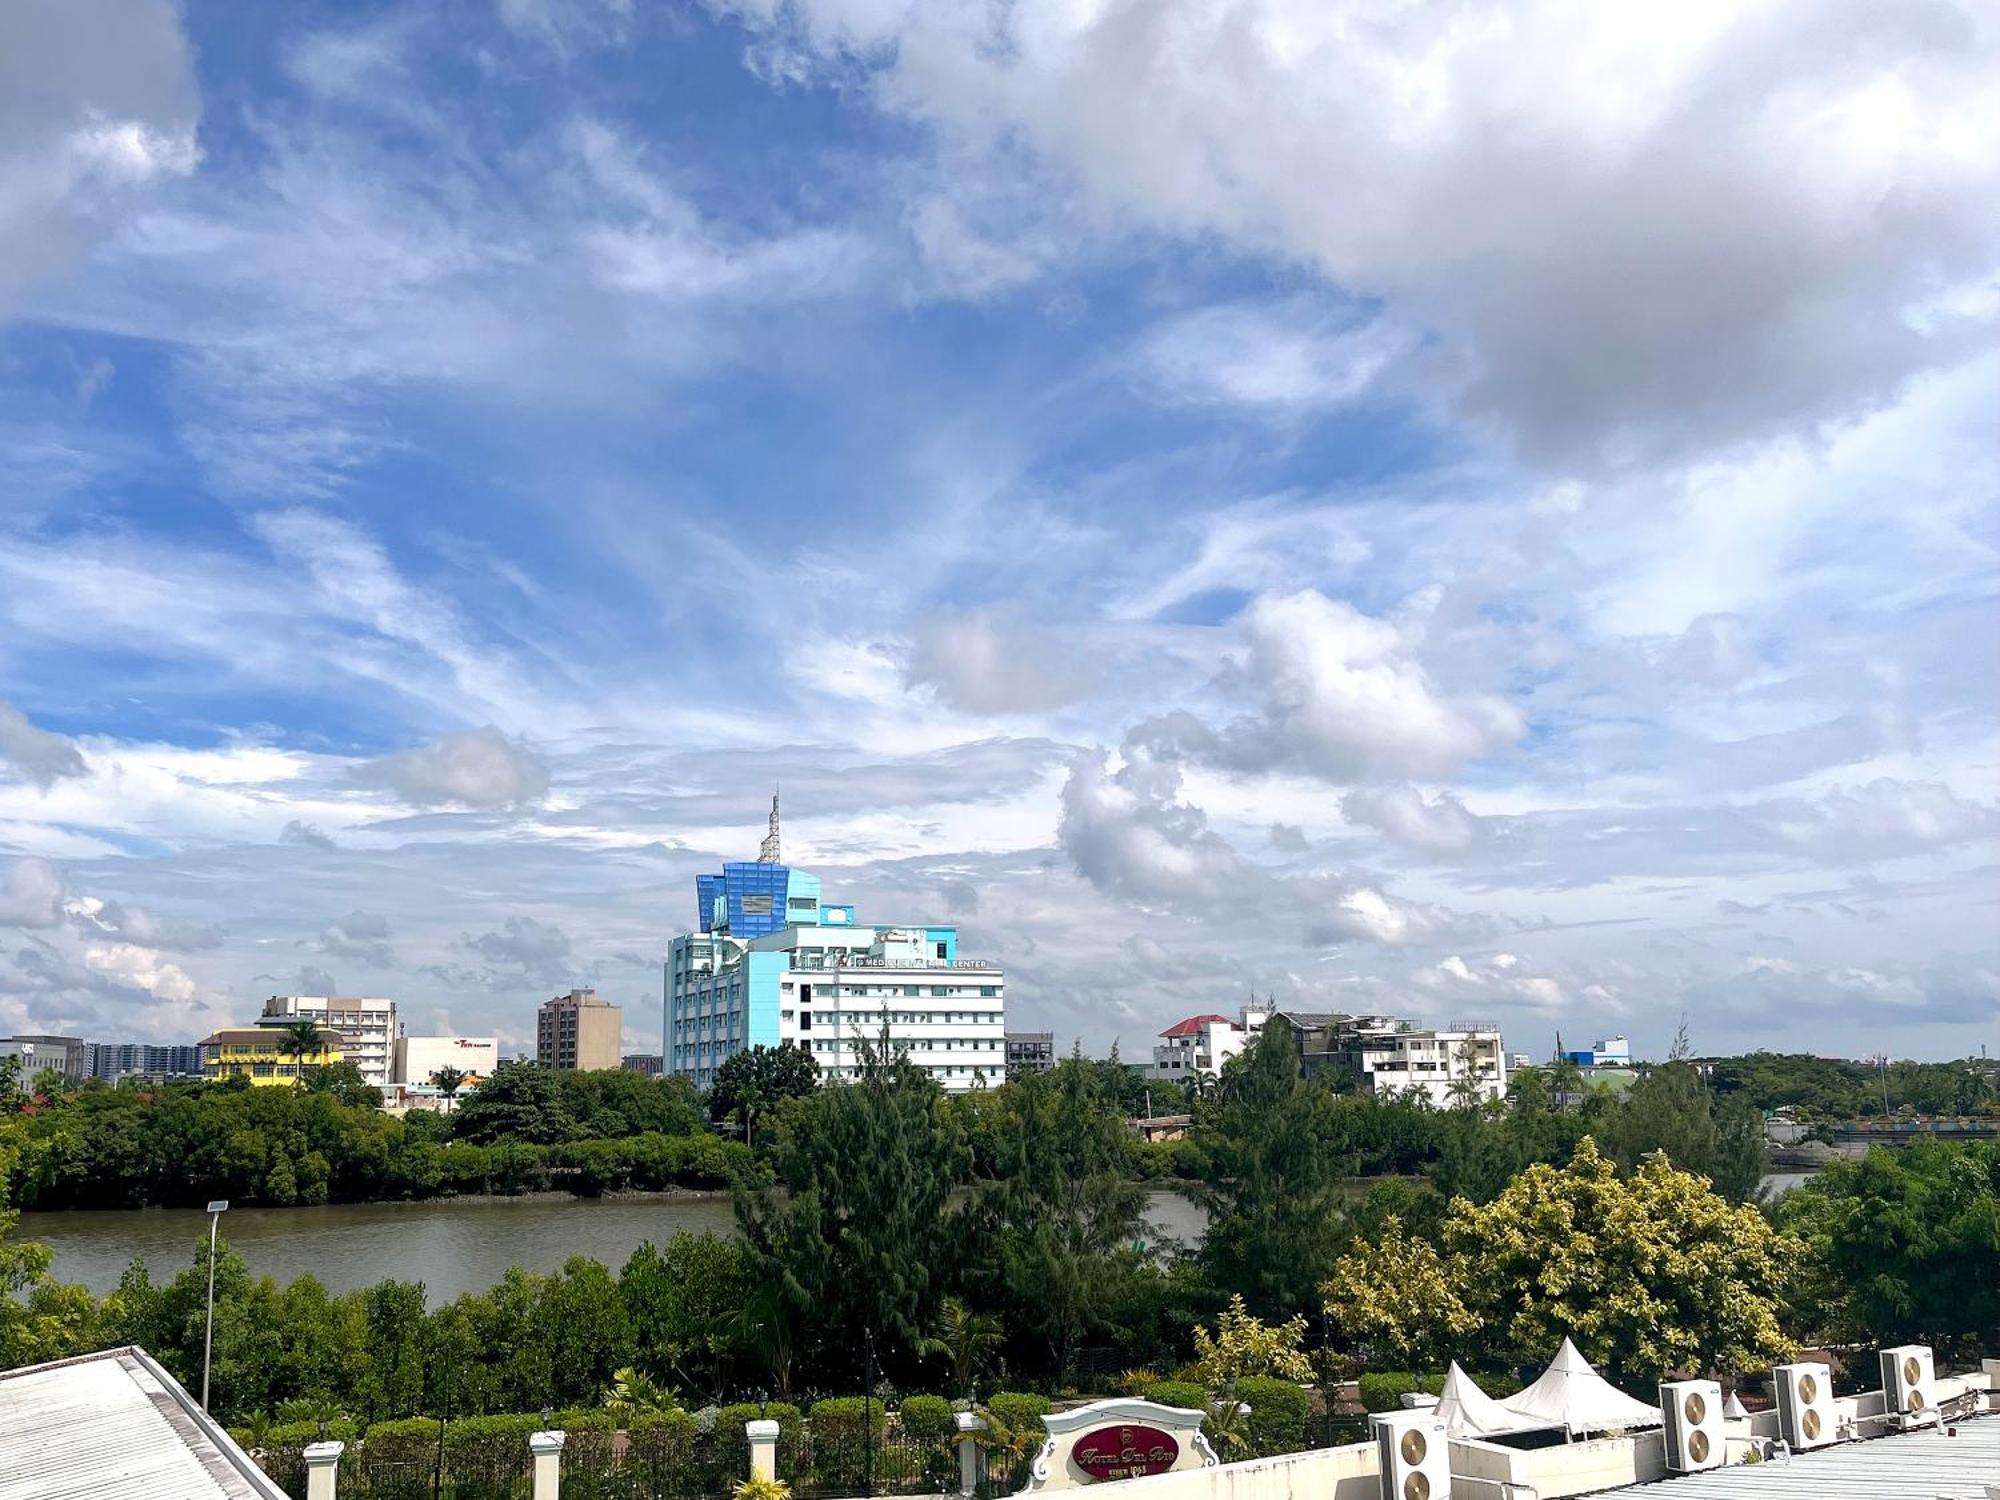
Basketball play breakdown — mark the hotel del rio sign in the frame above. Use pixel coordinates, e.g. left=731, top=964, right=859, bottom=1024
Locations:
left=1027, top=1399, right=1220, bottom=1490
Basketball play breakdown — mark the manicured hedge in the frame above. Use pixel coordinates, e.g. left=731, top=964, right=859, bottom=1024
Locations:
left=1357, top=1372, right=1445, bottom=1413
left=984, top=1391, right=1052, bottom=1436
left=897, top=1395, right=956, bottom=1442
left=1234, top=1377, right=1309, bottom=1456
left=1145, top=1381, right=1209, bottom=1414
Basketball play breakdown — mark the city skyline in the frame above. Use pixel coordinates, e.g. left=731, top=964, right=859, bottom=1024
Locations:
left=0, top=2, right=1995, bottom=1063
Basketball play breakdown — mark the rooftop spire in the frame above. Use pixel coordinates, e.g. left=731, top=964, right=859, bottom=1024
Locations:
left=757, top=788, right=781, bottom=863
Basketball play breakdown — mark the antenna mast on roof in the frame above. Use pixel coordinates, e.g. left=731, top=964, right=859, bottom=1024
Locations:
left=758, top=788, right=781, bottom=863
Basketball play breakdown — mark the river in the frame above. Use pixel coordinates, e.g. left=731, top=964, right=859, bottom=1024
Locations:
left=19, top=1172, right=1813, bottom=1304
left=20, top=1189, right=1211, bottom=1304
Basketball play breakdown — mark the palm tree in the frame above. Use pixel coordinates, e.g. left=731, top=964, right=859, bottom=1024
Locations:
left=429, top=1066, right=468, bottom=1113
left=920, top=1295, right=1005, bottom=1398
left=603, top=1365, right=680, bottom=1419
left=276, top=1020, right=326, bottom=1089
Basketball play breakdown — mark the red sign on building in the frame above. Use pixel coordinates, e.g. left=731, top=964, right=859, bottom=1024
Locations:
left=1072, top=1424, right=1181, bottom=1481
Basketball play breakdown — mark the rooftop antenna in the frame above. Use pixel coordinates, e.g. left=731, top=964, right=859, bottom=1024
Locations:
left=758, top=787, right=781, bottom=863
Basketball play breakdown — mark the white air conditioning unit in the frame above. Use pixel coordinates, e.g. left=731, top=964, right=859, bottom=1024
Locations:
left=1659, top=1379, right=1723, bottom=1472
left=1373, top=1411, right=1449, bottom=1500
left=1773, top=1361, right=1835, bottom=1450
left=1879, top=1344, right=1935, bottom=1428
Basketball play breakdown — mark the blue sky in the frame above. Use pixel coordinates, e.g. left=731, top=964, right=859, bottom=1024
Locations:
left=1, top=0, right=1996, bottom=1062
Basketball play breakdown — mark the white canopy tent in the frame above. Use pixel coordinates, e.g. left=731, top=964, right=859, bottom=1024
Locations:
left=1500, top=1338, right=1662, bottom=1436
left=1434, top=1362, right=1543, bottom=1439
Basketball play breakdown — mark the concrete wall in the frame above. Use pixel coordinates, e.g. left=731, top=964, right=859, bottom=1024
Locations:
left=1067, top=1441, right=1379, bottom=1500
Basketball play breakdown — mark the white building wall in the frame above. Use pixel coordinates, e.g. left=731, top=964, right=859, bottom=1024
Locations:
left=393, top=1035, right=499, bottom=1084
left=260, top=996, right=397, bottom=1088
left=1357, top=1027, right=1508, bottom=1107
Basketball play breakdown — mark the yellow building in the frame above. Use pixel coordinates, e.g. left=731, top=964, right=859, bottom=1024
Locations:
left=199, top=1026, right=344, bottom=1085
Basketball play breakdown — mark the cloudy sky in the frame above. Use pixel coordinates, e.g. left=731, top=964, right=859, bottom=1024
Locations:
left=1, top=0, right=1996, bottom=1064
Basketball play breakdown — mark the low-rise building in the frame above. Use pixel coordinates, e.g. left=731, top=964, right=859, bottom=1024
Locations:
left=1150, top=1012, right=1258, bottom=1080
left=392, top=1034, right=498, bottom=1085
left=537, top=988, right=623, bottom=1072
left=621, top=1053, right=663, bottom=1075
left=1005, top=1030, right=1056, bottom=1075
left=257, top=995, right=397, bottom=1088
left=0, top=1033, right=89, bottom=1083
left=199, top=1026, right=344, bottom=1085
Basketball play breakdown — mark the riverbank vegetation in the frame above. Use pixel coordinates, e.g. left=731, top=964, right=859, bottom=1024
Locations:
left=3, top=1026, right=1994, bottom=1429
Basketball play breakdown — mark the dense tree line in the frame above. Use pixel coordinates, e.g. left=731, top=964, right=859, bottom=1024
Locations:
left=0, top=1061, right=744, bottom=1210
left=2, top=1028, right=1995, bottom=1428
left=1703, top=1050, right=1998, bottom=1119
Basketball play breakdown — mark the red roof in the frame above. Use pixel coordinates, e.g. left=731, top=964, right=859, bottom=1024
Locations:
left=1160, top=1014, right=1232, bottom=1038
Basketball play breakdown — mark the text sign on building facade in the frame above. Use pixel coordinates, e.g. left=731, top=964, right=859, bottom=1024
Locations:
left=1071, top=1424, right=1179, bottom=1481
left=1028, top=1399, right=1217, bottom=1491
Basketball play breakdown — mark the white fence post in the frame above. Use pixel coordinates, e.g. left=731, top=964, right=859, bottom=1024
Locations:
left=529, top=1429, right=566, bottom=1500
left=955, top=1412, right=987, bottom=1498
left=302, top=1440, right=344, bottom=1500
left=747, top=1418, right=782, bottom=1483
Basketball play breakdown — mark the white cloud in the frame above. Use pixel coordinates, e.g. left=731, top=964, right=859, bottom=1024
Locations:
left=82, top=942, right=198, bottom=1003
left=0, top=0, right=199, bottom=314
left=0, top=857, right=66, bottom=929
left=1132, top=589, right=1523, bottom=782
left=374, top=727, right=550, bottom=811
left=903, top=607, right=1096, bottom=716
left=723, top=0, right=2000, bottom=461
left=1761, top=779, right=2000, bottom=862
left=1135, top=302, right=1412, bottom=414
left=0, top=700, right=87, bottom=790
left=1341, top=784, right=1485, bottom=855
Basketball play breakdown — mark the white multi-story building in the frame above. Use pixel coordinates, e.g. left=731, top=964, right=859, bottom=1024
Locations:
left=1343, top=1020, right=1509, bottom=1107
left=392, top=1034, right=499, bottom=1085
left=258, top=995, right=397, bottom=1089
left=666, top=810, right=1004, bottom=1093
left=1150, top=1014, right=1248, bottom=1079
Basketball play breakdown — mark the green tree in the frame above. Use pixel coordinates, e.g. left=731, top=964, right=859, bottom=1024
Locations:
left=1195, top=1024, right=1349, bottom=1317
left=920, top=1295, right=1005, bottom=1398
left=963, top=1058, right=1149, bottom=1384
left=451, top=1059, right=577, bottom=1145
left=1322, top=1216, right=1480, bottom=1373
left=429, top=1067, right=468, bottom=1113
left=1777, top=1139, right=2000, bottom=1353
left=619, top=1233, right=754, bottom=1393
left=1603, top=1057, right=1766, bottom=1202
left=1450, top=1136, right=1798, bottom=1380
left=1189, top=1294, right=1313, bottom=1386
left=736, top=1034, right=966, bottom=1382
left=274, top=1021, right=328, bottom=1089
left=708, top=1044, right=819, bottom=1149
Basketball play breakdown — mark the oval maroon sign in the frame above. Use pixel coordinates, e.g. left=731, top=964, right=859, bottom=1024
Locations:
left=1072, top=1424, right=1181, bottom=1481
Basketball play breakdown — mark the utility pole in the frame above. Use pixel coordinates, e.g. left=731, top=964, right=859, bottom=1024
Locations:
left=201, top=1201, right=228, bottom=1411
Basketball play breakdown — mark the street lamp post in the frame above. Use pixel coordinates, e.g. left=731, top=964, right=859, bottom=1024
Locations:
left=201, top=1200, right=229, bottom=1411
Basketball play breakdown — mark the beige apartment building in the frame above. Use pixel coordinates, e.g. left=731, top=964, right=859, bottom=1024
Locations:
left=536, top=988, right=622, bottom=1071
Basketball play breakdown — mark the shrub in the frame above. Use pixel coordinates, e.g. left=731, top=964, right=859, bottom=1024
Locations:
left=1357, top=1372, right=1445, bottom=1413
left=897, top=1395, right=956, bottom=1442
left=805, top=1398, right=887, bottom=1492
left=1118, top=1369, right=1161, bottom=1397
left=1234, top=1376, right=1310, bottom=1456
left=1145, top=1381, right=1208, bottom=1414
left=983, top=1391, right=1051, bottom=1434
left=229, top=1419, right=360, bottom=1450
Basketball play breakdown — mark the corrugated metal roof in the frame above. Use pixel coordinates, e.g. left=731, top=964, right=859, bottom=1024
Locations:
left=1598, top=1412, right=2000, bottom=1498
left=0, top=1347, right=289, bottom=1500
